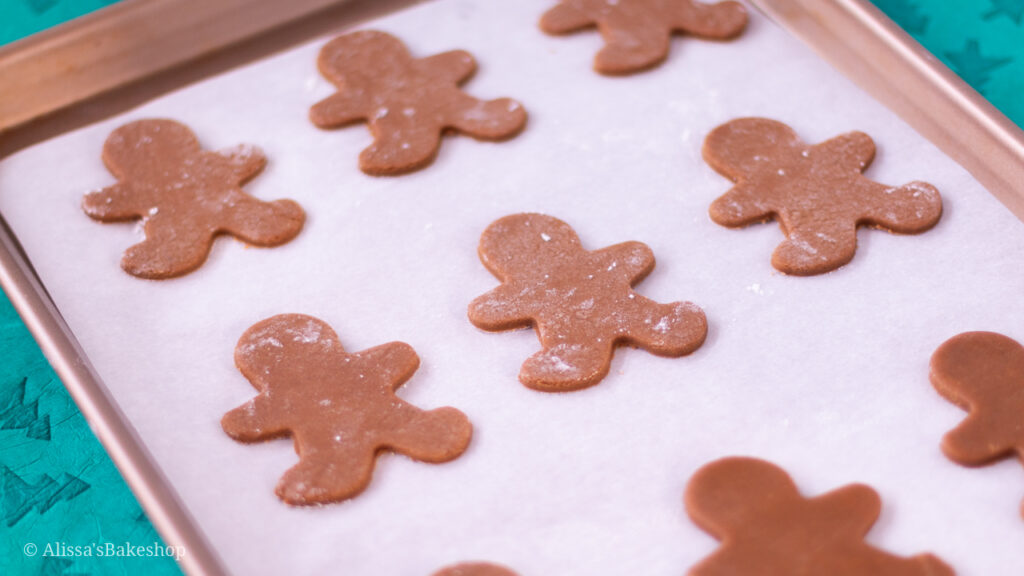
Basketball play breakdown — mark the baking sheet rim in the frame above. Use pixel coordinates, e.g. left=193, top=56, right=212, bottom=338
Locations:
left=0, top=2, right=1021, bottom=575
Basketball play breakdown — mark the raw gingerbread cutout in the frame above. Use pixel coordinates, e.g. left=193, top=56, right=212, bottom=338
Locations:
left=539, top=0, right=748, bottom=75
left=703, top=117, right=943, bottom=276
left=82, top=119, right=304, bottom=279
left=222, top=314, right=472, bottom=506
left=468, top=213, right=707, bottom=392
left=930, top=331, right=1024, bottom=517
left=684, top=457, right=955, bottom=576
left=432, top=562, right=520, bottom=576
left=310, top=30, right=527, bottom=175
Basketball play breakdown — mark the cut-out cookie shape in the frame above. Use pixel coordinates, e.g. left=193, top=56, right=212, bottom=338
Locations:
left=539, top=0, right=748, bottom=75
left=432, top=562, right=520, bottom=576
left=684, top=457, right=955, bottom=576
left=310, top=30, right=527, bottom=175
left=703, top=117, right=943, bottom=276
left=82, top=119, right=304, bottom=279
left=930, top=331, right=1024, bottom=517
left=222, top=314, right=472, bottom=505
left=468, top=213, right=707, bottom=392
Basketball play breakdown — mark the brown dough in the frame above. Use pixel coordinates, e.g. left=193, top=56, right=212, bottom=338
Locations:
left=703, top=117, right=943, bottom=276
left=468, top=213, right=707, bottom=392
left=82, top=119, right=304, bottom=279
left=310, top=30, right=527, bottom=175
left=539, top=0, right=747, bottom=75
left=930, top=331, right=1024, bottom=517
left=684, top=457, right=955, bottom=576
left=222, top=314, right=472, bottom=506
left=431, top=562, right=520, bottom=576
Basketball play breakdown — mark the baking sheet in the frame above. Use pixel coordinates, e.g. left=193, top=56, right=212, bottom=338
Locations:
left=2, top=0, right=1024, bottom=574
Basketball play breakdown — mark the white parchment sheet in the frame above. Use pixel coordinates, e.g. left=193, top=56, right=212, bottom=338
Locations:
left=2, top=1, right=1024, bottom=574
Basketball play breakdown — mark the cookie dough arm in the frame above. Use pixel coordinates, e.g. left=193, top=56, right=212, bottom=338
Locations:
left=813, top=484, right=881, bottom=538
left=812, top=131, right=876, bottom=173
left=624, top=296, right=707, bottom=356
left=219, top=193, right=305, bottom=247
left=218, top=145, right=267, bottom=183
left=673, top=0, right=748, bottom=39
left=309, top=91, right=371, bottom=128
left=449, top=97, right=527, bottom=141
left=592, top=241, right=655, bottom=285
left=539, top=3, right=594, bottom=34
left=942, top=415, right=1013, bottom=465
left=82, top=183, right=148, bottom=221
left=857, top=179, right=943, bottom=233
left=381, top=404, right=472, bottom=463
left=709, top=183, right=775, bottom=228
left=353, top=342, right=420, bottom=391
left=417, top=50, right=476, bottom=84
left=222, top=394, right=288, bottom=442
left=468, top=284, right=535, bottom=331
left=594, top=15, right=671, bottom=74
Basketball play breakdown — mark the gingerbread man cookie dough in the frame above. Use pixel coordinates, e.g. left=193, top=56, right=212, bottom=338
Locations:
left=468, top=213, right=707, bottom=392
left=310, top=30, right=527, bottom=175
left=432, top=562, right=520, bottom=576
left=82, top=119, right=304, bottom=279
left=222, top=314, right=472, bottom=505
left=539, top=0, right=748, bottom=75
left=703, top=117, right=943, bottom=275
left=930, top=331, right=1024, bottom=517
left=684, top=457, right=955, bottom=576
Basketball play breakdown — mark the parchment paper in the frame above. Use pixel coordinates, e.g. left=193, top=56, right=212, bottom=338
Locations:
left=2, top=1, right=1023, bottom=574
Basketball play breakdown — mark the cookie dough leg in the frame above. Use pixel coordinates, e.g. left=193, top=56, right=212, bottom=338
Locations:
left=520, top=339, right=614, bottom=391
left=121, top=215, right=212, bottom=279
left=276, top=441, right=377, bottom=505
left=594, top=19, right=671, bottom=74
left=220, top=194, right=305, bottom=247
left=625, top=297, right=708, bottom=356
left=942, top=416, right=1012, bottom=465
left=360, top=117, right=442, bottom=175
left=382, top=405, right=472, bottom=463
left=674, top=0, right=748, bottom=39
left=450, top=98, right=527, bottom=141
left=82, top=183, right=148, bottom=221
left=771, top=221, right=857, bottom=276
left=539, top=4, right=594, bottom=34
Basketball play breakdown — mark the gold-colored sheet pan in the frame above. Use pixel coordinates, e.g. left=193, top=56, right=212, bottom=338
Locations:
left=0, top=1, right=1021, bottom=575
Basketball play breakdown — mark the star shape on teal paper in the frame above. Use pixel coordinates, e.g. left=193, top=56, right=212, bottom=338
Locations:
left=874, top=0, right=929, bottom=34
left=984, top=0, right=1024, bottom=24
left=945, top=40, right=1012, bottom=91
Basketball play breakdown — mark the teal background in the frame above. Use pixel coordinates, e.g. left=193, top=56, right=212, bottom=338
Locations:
left=0, top=1, right=1021, bottom=575
left=872, top=0, right=1024, bottom=127
left=0, top=0, right=120, bottom=46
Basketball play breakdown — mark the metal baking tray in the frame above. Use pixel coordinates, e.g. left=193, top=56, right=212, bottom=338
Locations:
left=0, top=1, right=1021, bottom=575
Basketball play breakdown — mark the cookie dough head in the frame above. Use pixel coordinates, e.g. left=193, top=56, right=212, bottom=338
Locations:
left=684, top=456, right=800, bottom=536
left=477, top=213, right=583, bottom=280
left=317, top=29, right=413, bottom=90
left=432, top=562, right=520, bottom=576
left=102, top=119, right=202, bottom=182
